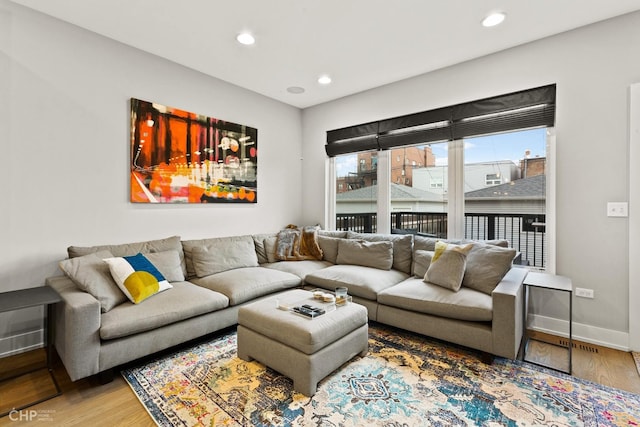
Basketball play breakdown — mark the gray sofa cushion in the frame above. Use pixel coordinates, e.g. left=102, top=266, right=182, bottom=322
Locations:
left=191, top=241, right=259, bottom=277
left=346, top=232, right=413, bottom=274
left=413, top=235, right=440, bottom=252
left=264, top=236, right=278, bottom=263
left=414, top=235, right=509, bottom=252
left=336, top=239, right=393, bottom=270
left=253, top=233, right=276, bottom=264
left=318, top=230, right=348, bottom=238
left=462, top=244, right=517, bottom=294
left=304, top=264, right=409, bottom=300
left=100, top=281, right=229, bottom=340
left=190, top=267, right=301, bottom=305
left=58, top=249, right=125, bottom=313
left=317, top=235, right=340, bottom=264
left=412, top=250, right=434, bottom=277
left=144, top=250, right=185, bottom=282
left=182, top=235, right=258, bottom=278
left=264, top=260, right=333, bottom=279
left=378, top=277, right=493, bottom=322
left=67, top=236, right=185, bottom=276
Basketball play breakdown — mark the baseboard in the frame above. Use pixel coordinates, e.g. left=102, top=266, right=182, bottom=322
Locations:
left=529, top=314, right=629, bottom=351
left=0, top=329, right=43, bottom=358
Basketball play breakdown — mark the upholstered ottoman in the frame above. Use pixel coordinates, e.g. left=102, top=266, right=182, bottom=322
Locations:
left=237, top=289, right=368, bottom=396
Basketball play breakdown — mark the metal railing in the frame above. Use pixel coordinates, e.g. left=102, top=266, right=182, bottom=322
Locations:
left=336, top=211, right=546, bottom=268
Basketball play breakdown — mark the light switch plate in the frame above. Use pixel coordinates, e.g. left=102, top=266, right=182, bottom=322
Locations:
left=607, top=202, right=628, bottom=217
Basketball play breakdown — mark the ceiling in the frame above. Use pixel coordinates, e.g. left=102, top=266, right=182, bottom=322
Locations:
left=10, top=0, right=640, bottom=108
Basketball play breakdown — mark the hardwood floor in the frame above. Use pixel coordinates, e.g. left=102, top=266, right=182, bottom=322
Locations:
left=1, top=332, right=638, bottom=426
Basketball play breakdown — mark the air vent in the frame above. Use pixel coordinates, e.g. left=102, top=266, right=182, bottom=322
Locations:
left=559, top=339, right=599, bottom=353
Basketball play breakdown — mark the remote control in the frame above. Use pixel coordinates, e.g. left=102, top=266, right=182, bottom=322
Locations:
left=293, top=305, right=326, bottom=317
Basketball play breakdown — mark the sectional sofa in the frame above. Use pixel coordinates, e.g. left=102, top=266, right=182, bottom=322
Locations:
left=47, top=230, right=526, bottom=382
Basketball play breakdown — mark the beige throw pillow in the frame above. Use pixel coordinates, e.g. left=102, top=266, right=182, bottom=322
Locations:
left=424, top=243, right=473, bottom=291
left=336, top=239, right=393, bottom=270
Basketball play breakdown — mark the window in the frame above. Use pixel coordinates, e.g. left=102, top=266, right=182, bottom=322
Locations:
left=464, top=128, right=548, bottom=268
left=326, top=85, right=554, bottom=269
left=335, top=151, right=378, bottom=233
left=430, top=177, right=444, bottom=189
left=485, top=173, right=501, bottom=185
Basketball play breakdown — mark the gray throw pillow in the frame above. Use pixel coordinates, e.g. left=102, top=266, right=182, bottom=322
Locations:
left=336, top=239, right=393, bottom=270
left=462, top=244, right=516, bottom=294
left=58, top=249, right=126, bottom=312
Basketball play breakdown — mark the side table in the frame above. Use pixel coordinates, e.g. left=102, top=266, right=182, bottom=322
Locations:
left=0, top=286, right=62, bottom=417
left=520, top=271, right=573, bottom=375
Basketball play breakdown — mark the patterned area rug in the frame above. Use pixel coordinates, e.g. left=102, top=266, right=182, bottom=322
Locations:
left=122, top=324, right=640, bottom=426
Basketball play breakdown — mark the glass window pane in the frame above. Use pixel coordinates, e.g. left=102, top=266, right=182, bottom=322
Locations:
left=390, top=143, right=448, bottom=238
left=335, top=151, right=378, bottom=232
left=463, top=128, right=547, bottom=269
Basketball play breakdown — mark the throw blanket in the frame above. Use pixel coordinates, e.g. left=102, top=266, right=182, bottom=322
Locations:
left=276, top=225, right=324, bottom=261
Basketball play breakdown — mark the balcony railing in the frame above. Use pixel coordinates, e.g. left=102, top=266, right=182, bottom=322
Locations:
left=336, top=211, right=546, bottom=269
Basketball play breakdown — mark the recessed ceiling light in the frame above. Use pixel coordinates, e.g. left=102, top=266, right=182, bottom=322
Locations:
left=318, top=75, right=332, bottom=85
left=236, top=32, right=255, bottom=45
left=482, top=12, right=506, bottom=27
left=287, top=86, right=305, bottom=94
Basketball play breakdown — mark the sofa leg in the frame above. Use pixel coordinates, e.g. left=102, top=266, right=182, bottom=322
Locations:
left=480, top=352, right=494, bottom=365
left=98, top=369, right=114, bottom=384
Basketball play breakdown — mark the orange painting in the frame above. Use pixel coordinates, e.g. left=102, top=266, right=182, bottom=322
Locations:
left=130, top=98, right=258, bottom=203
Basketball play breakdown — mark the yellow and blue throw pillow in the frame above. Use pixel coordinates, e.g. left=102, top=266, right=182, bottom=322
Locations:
left=103, top=253, right=173, bottom=304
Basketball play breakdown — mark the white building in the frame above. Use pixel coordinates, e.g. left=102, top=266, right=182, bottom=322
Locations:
left=413, top=161, right=520, bottom=194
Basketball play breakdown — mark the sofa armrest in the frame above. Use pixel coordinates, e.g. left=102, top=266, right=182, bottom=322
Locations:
left=491, top=267, right=527, bottom=359
left=46, top=275, right=101, bottom=381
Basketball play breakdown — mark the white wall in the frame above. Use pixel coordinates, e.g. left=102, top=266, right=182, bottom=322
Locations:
left=0, top=1, right=303, bottom=353
left=630, top=83, right=640, bottom=351
left=302, top=12, right=640, bottom=349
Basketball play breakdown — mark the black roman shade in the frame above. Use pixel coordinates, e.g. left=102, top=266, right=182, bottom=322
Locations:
left=325, top=84, right=556, bottom=157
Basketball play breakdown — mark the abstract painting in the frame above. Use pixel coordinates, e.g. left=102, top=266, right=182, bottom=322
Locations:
left=130, top=98, right=257, bottom=203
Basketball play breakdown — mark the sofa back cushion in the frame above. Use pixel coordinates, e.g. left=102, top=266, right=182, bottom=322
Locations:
left=317, top=235, right=340, bottom=264
left=318, top=230, right=348, bottom=238
left=144, top=250, right=186, bottom=282
left=346, top=232, right=413, bottom=274
left=412, top=250, right=434, bottom=278
left=336, top=239, right=393, bottom=270
left=67, top=235, right=186, bottom=276
left=184, top=235, right=259, bottom=278
left=462, top=244, right=516, bottom=294
left=58, top=249, right=126, bottom=312
left=252, top=233, right=276, bottom=264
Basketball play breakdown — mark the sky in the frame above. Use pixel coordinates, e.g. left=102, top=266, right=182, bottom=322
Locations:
left=335, top=127, right=547, bottom=177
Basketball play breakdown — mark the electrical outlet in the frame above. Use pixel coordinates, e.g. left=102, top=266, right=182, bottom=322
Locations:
left=607, top=202, right=628, bottom=217
left=575, top=287, right=594, bottom=298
